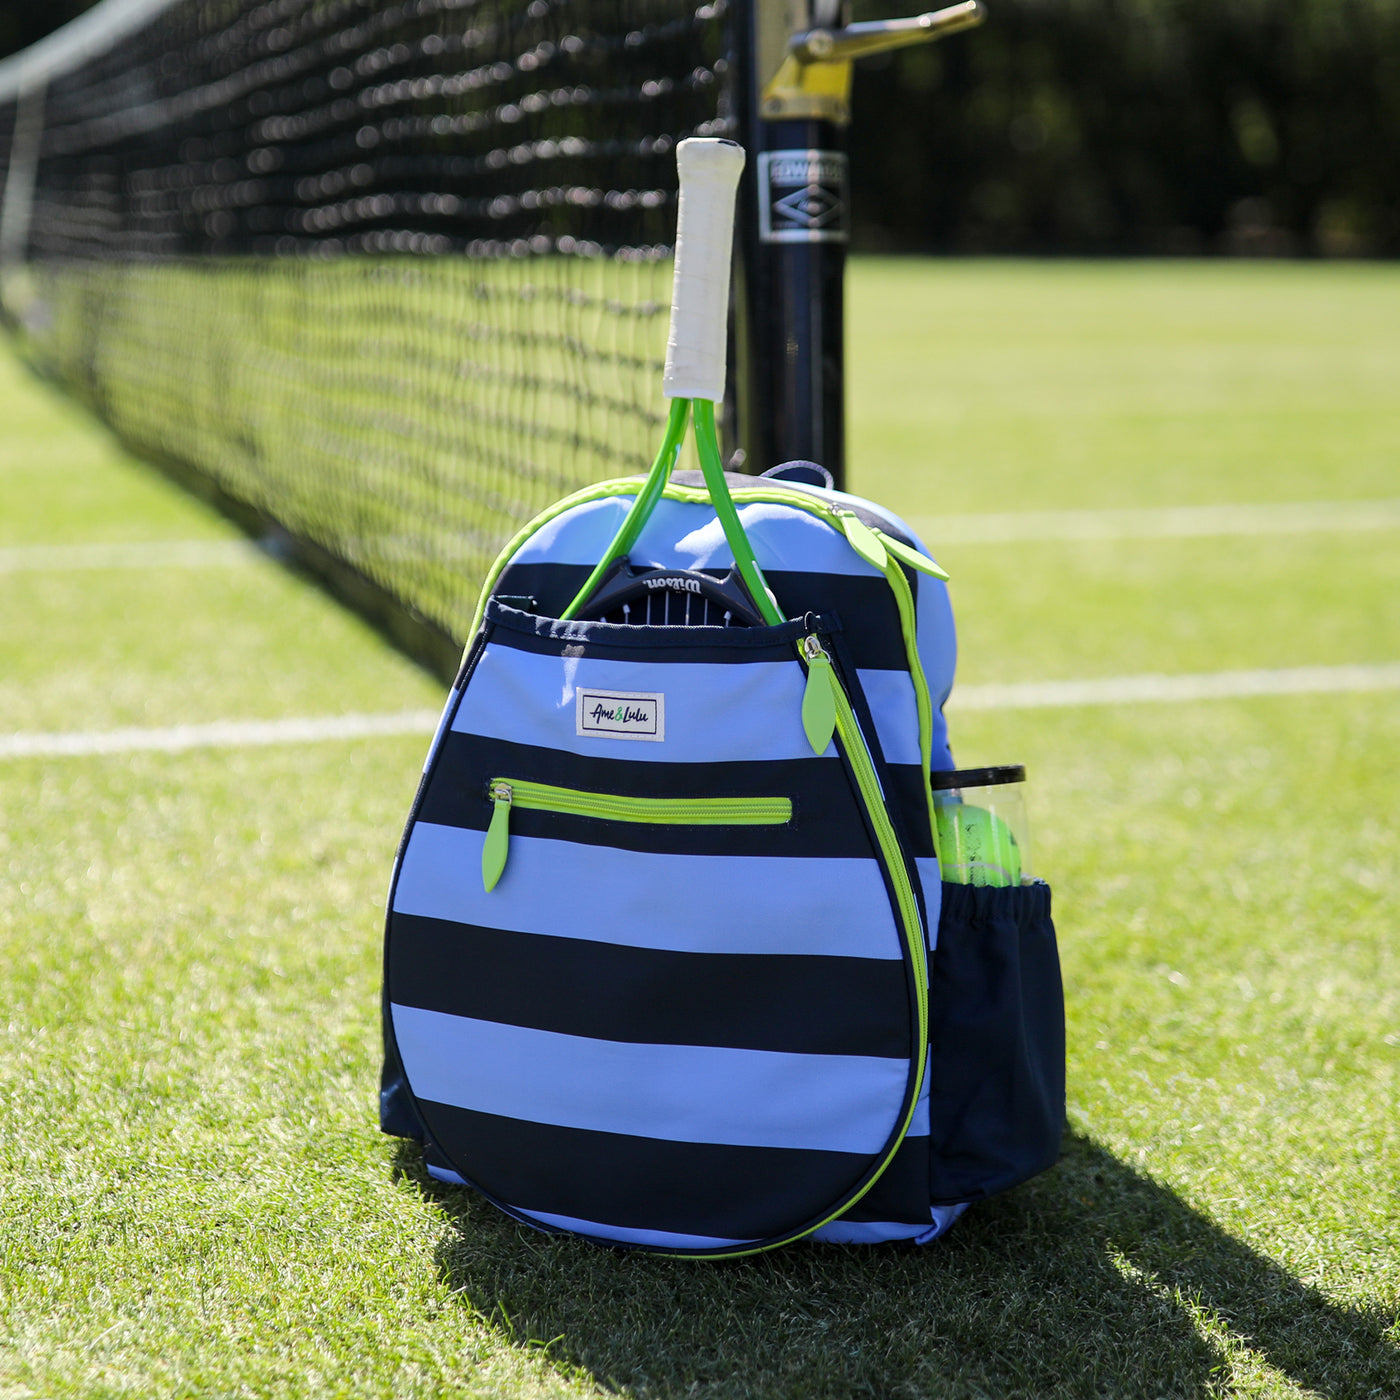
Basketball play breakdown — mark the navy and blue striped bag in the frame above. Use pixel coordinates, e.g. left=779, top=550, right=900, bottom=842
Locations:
left=379, top=457, right=1064, bottom=1256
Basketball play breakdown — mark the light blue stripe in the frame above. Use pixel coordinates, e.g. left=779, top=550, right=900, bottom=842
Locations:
left=810, top=1219, right=930, bottom=1244
left=516, top=1209, right=754, bottom=1251
left=455, top=642, right=837, bottom=762
left=907, top=1049, right=931, bottom=1138
left=425, top=1163, right=467, bottom=1187
left=515, top=495, right=632, bottom=566
left=394, top=823, right=902, bottom=960
left=857, top=668, right=921, bottom=766
left=916, top=859, right=943, bottom=950
left=641, top=499, right=883, bottom=577
left=913, top=558, right=957, bottom=768
left=516, top=487, right=952, bottom=596
left=812, top=1203, right=967, bottom=1245
left=515, top=495, right=884, bottom=578
left=835, top=491, right=956, bottom=769
left=919, top=1203, right=970, bottom=1242
left=392, top=1005, right=909, bottom=1154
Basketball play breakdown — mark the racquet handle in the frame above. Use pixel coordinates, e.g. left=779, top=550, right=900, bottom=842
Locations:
left=663, top=137, right=745, bottom=404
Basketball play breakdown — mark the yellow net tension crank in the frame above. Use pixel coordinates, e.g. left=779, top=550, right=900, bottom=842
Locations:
left=760, top=0, right=987, bottom=125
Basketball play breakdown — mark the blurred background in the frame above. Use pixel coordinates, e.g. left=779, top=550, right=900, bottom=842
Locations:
left=18, top=0, right=1398, bottom=256
left=849, top=0, right=1400, bottom=256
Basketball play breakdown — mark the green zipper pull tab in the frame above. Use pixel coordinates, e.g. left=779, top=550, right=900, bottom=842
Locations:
left=839, top=511, right=889, bottom=571
left=482, top=781, right=512, bottom=892
left=801, top=634, right=837, bottom=755
left=876, top=530, right=951, bottom=582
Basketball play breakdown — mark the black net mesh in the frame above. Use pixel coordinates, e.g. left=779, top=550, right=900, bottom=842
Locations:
left=0, top=0, right=733, bottom=672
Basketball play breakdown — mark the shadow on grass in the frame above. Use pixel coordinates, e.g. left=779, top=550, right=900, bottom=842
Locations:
left=395, top=1133, right=1399, bottom=1399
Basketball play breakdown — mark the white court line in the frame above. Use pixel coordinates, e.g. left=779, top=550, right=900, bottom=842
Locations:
left=0, top=710, right=442, bottom=760
left=7, top=500, right=1395, bottom=574
left=0, top=540, right=260, bottom=572
left=908, top=498, right=1400, bottom=545
left=952, top=663, right=1400, bottom=711
left=3, top=664, right=1397, bottom=760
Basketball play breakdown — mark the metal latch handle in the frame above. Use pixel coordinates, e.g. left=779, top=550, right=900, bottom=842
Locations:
left=789, top=1, right=986, bottom=67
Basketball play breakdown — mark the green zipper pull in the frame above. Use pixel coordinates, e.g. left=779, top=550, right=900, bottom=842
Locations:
left=875, top=530, right=951, bottom=582
left=838, top=511, right=889, bottom=571
left=801, top=634, right=837, bottom=755
left=482, top=781, right=512, bottom=892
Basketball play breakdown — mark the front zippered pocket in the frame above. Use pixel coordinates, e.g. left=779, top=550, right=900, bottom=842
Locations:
left=482, top=778, right=793, bottom=891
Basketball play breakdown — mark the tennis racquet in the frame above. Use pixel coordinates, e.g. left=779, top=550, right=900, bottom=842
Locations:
left=561, top=138, right=785, bottom=628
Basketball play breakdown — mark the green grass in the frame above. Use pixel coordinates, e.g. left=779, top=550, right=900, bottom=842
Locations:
left=849, top=260, right=1400, bottom=512
left=2, top=260, right=1398, bottom=1398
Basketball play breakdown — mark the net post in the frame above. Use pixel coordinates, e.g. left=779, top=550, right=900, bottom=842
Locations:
left=730, top=0, right=850, bottom=489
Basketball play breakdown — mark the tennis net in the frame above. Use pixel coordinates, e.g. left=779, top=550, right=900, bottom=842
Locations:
left=0, top=0, right=732, bottom=674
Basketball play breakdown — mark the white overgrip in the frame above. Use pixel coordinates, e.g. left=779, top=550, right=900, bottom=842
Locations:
left=662, top=138, right=745, bottom=404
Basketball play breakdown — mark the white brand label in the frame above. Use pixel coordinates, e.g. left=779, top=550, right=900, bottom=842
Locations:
left=576, top=688, right=665, bottom=742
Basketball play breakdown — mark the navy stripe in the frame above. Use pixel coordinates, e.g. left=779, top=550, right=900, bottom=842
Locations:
left=831, top=1133, right=933, bottom=1225
left=389, top=913, right=911, bottom=1058
left=417, top=1100, right=872, bottom=1241
left=492, top=564, right=909, bottom=671
left=768, top=573, right=908, bottom=671
left=886, top=763, right=937, bottom=859
left=486, top=598, right=812, bottom=664
left=492, top=561, right=595, bottom=619
left=417, top=734, right=877, bottom=860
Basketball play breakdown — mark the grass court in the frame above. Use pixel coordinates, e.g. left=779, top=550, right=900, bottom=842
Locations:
left=1, top=259, right=1397, bottom=1398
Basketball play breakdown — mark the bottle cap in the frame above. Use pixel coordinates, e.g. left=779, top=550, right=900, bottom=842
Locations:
left=929, top=764, right=1026, bottom=791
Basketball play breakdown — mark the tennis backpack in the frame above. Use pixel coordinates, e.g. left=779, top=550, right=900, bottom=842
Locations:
left=378, top=139, right=1063, bottom=1256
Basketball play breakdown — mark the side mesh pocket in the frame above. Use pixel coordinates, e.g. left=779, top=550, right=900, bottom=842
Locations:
left=926, top=880, right=1065, bottom=1203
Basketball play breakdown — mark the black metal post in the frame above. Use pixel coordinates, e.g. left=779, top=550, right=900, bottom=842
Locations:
left=729, top=3, right=850, bottom=487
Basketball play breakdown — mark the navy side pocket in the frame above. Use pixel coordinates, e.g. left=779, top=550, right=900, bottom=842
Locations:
left=927, top=880, right=1065, bottom=1203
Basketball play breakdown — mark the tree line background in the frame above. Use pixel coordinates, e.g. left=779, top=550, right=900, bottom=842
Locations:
left=5, top=0, right=1398, bottom=255
left=852, top=0, right=1399, bottom=255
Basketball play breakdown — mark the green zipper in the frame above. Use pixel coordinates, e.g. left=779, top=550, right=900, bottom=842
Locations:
left=482, top=779, right=793, bottom=891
